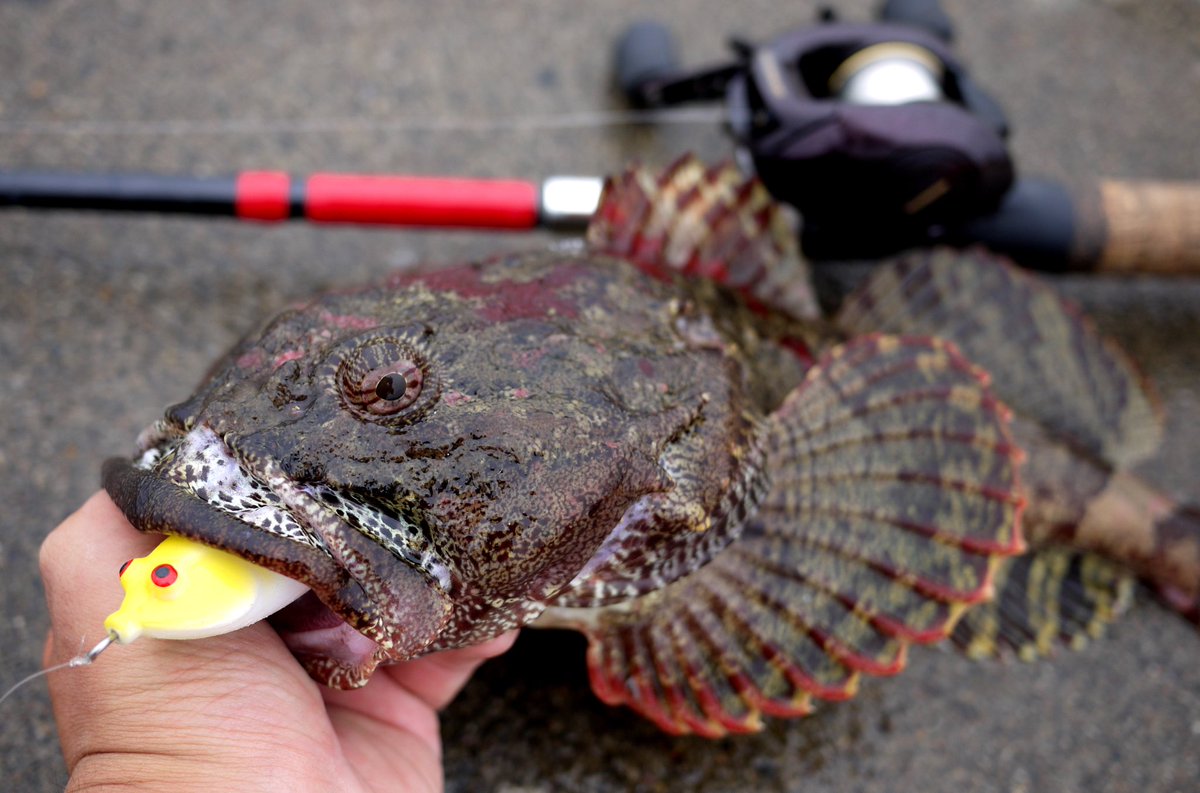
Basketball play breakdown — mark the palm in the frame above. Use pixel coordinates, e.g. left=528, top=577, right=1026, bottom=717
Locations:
left=321, top=635, right=517, bottom=792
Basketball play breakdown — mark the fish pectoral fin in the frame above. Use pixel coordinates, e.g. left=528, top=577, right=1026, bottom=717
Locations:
left=951, top=548, right=1134, bottom=661
left=839, top=249, right=1200, bottom=625
left=539, top=335, right=1025, bottom=737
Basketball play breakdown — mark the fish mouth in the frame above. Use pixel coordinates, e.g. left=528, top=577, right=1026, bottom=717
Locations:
left=103, top=420, right=339, bottom=571
left=101, top=420, right=449, bottom=686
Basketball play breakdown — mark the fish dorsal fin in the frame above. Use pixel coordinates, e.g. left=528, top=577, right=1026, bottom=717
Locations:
left=534, top=335, right=1024, bottom=736
left=586, top=154, right=821, bottom=322
left=836, top=248, right=1164, bottom=468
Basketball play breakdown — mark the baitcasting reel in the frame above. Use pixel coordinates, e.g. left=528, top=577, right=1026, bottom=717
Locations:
left=617, top=0, right=1015, bottom=258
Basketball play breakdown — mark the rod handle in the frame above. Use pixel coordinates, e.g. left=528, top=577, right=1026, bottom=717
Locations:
left=1078, top=179, right=1200, bottom=275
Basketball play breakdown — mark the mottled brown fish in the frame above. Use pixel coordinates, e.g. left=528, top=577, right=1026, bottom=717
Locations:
left=101, top=156, right=1197, bottom=736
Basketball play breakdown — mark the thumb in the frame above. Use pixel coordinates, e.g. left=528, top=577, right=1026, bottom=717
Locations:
left=40, top=491, right=160, bottom=668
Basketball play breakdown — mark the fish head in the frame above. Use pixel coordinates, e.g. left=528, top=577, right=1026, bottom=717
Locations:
left=103, top=253, right=709, bottom=685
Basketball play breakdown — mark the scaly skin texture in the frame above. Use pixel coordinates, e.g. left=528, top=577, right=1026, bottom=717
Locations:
left=104, top=250, right=818, bottom=685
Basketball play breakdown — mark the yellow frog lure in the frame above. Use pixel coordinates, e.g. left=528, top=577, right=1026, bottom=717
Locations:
left=103, top=535, right=309, bottom=644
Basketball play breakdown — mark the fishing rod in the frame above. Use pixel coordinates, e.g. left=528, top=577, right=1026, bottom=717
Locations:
left=1, top=0, right=1198, bottom=274
left=0, top=170, right=604, bottom=231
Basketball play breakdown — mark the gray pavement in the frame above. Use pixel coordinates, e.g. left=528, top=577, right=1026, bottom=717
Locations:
left=1, top=1, right=1198, bottom=791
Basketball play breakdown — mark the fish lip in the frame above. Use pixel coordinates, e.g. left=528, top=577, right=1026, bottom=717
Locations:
left=103, top=453, right=394, bottom=678
left=101, top=453, right=342, bottom=587
left=107, top=419, right=458, bottom=672
left=104, top=418, right=356, bottom=596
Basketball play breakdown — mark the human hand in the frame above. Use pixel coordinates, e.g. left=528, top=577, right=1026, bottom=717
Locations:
left=40, top=491, right=516, bottom=793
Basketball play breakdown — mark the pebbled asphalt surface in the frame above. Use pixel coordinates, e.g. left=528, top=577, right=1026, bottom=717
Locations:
left=1, top=1, right=1198, bottom=791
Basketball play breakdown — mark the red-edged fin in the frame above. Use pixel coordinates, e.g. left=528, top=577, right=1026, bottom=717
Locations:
left=569, top=566, right=836, bottom=737
left=951, top=548, right=1134, bottom=660
left=836, top=247, right=1163, bottom=468
left=836, top=248, right=1200, bottom=636
left=586, top=154, right=821, bottom=322
left=534, top=334, right=1022, bottom=736
left=749, top=335, right=1024, bottom=648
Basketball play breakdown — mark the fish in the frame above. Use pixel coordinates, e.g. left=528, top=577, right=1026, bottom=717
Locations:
left=100, top=156, right=1197, bottom=737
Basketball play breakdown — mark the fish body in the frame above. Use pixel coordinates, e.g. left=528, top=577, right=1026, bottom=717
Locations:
left=101, top=157, right=1194, bottom=735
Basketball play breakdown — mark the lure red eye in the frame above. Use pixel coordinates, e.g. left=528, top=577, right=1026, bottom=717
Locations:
left=118, top=559, right=133, bottom=577
left=151, top=564, right=178, bottom=587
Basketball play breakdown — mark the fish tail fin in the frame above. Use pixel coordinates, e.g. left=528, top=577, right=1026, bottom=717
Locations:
left=1152, top=503, right=1200, bottom=623
left=586, top=154, right=821, bottom=321
left=1067, top=476, right=1200, bottom=625
left=535, top=334, right=1025, bottom=736
left=951, top=548, right=1135, bottom=660
left=962, top=425, right=1200, bottom=637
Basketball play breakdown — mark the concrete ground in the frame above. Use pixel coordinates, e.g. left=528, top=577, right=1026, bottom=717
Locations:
left=1, top=1, right=1197, bottom=790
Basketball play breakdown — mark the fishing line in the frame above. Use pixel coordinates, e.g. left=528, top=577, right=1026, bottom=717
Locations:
left=0, top=634, right=114, bottom=708
left=0, top=107, right=725, bottom=137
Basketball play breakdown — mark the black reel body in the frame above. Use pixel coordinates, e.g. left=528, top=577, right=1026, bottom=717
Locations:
left=619, top=13, right=1014, bottom=258
left=730, top=23, right=1013, bottom=255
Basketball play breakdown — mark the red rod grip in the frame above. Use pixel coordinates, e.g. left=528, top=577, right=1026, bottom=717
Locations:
left=235, top=171, right=291, bottom=221
left=304, top=174, right=539, bottom=229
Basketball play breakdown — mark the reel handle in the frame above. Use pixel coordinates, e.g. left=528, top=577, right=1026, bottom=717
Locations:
left=615, top=21, right=680, bottom=107
left=614, top=22, right=742, bottom=109
left=879, top=0, right=954, bottom=41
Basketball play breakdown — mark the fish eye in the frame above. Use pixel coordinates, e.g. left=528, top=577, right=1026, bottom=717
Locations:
left=118, top=559, right=133, bottom=577
left=151, top=564, right=178, bottom=587
left=375, top=371, right=411, bottom=401
left=337, top=335, right=438, bottom=422
left=357, top=361, right=423, bottom=415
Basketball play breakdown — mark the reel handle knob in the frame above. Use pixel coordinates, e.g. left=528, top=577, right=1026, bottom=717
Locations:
left=615, top=22, right=681, bottom=108
left=879, top=0, right=954, bottom=42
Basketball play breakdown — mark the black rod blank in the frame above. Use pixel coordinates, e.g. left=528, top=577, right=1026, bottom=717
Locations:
left=0, top=171, right=240, bottom=216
